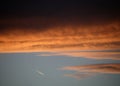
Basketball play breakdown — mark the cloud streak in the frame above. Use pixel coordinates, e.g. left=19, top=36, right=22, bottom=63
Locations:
left=38, top=50, right=120, bottom=60
left=64, top=73, right=95, bottom=80
left=36, top=70, right=45, bottom=76
left=60, top=63, right=120, bottom=79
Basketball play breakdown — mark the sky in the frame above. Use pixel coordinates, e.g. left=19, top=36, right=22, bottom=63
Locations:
left=0, top=0, right=120, bottom=86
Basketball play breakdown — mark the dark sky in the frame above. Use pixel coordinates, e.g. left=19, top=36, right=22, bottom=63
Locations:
left=0, top=0, right=120, bottom=20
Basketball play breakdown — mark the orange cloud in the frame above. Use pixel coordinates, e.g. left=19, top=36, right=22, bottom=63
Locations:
left=0, top=18, right=120, bottom=53
left=61, top=63, right=120, bottom=73
left=60, top=63, right=120, bottom=79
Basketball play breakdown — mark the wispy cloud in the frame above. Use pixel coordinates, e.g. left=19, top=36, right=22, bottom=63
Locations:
left=60, top=63, right=120, bottom=79
left=38, top=50, right=120, bottom=60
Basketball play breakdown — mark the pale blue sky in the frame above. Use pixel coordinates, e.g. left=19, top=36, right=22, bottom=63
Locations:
left=0, top=52, right=120, bottom=86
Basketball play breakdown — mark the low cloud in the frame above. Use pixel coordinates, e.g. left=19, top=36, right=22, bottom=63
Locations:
left=60, top=63, right=120, bottom=79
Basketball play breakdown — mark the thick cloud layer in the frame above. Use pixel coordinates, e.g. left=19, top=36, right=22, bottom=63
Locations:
left=0, top=18, right=120, bottom=53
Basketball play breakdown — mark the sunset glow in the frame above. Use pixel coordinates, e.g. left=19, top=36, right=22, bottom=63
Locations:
left=0, top=18, right=120, bottom=52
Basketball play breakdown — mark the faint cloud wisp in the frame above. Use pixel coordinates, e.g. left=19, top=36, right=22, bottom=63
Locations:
left=38, top=50, right=120, bottom=60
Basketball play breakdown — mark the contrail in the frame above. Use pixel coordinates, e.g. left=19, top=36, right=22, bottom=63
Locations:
left=36, top=70, right=45, bottom=75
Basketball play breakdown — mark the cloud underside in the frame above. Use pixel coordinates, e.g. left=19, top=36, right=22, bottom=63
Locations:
left=60, top=63, right=120, bottom=79
left=0, top=19, right=120, bottom=53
